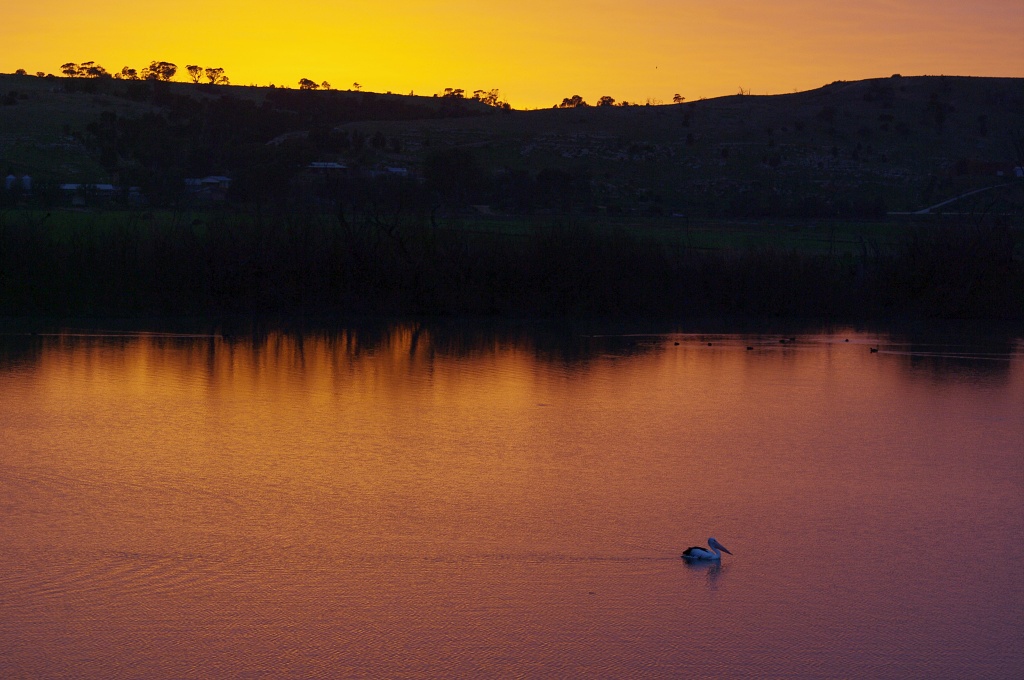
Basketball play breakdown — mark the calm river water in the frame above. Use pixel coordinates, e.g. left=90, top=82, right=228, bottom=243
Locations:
left=0, top=324, right=1021, bottom=678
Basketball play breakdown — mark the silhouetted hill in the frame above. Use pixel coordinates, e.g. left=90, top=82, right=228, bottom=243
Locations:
left=1, top=73, right=1022, bottom=217
left=347, top=75, right=1023, bottom=218
left=2, top=75, right=1022, bottom=320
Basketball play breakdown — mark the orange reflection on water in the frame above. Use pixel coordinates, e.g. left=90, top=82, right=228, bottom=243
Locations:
left=0, top=326, right=1021, bottom=678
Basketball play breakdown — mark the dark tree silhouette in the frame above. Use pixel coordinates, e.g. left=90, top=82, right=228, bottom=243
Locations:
left=352, top=82, right=362, bottom=91
left=298, top=78, right=319, bottom=90
left=205, top=67, right=229, bottom=85
left=118, top=66, right=140, bottom=80
left=60, top=62, right=109, bottom=78
left=321, top=81, right=331, bottom=90
left=673, top=93, right=685, bottom=104
left=442, top=88, right=465, bottom=98
left=81, top=62, right=109, bottom=78
left=558, top=94, right=588, bottom=108
left=471, top=88, right=507, bottom=108
left=597, top=95, right=615, bottom=107
left=14, top=69, right=27, bottom=76
left=186, top=65, right=203, bottom=83
left=142, top=61, right=177, bottom=81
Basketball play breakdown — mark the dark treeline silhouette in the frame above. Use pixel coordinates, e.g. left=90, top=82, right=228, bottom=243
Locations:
left=61, top=60, right=179, bottom=81
left=1, top=205, right=1020, bottom=320
left=186, top=65, right=229, bottom=85
left=440, top=87, right=511, bottom=109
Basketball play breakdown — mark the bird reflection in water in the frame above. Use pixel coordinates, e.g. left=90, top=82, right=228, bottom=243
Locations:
left=683, top=557, right=727, bottom=588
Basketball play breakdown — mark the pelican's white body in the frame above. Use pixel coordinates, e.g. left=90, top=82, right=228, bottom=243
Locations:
left=681, top=537, right=732, bottom=561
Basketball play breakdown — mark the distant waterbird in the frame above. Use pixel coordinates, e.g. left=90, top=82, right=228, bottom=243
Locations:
left=682, top=537, right=732, bottom=561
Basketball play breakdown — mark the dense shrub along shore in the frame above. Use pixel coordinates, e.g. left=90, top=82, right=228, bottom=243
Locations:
left=0, top=209, right=1021, bottom=320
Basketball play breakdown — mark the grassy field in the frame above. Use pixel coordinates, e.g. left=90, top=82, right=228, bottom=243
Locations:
left=6, top=205, right=1023, bottom=259
left=0, top=74, right=153, bottom=181
left=0, top=207, right=926, bottom=255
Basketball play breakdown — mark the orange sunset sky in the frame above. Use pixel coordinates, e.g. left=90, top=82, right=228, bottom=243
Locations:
left=3, top=0, right=1022, bottom=108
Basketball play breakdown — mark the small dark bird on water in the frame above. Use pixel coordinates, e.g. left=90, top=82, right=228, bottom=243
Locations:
left=870, top=347, right=879, bottom=353
left=747, top=346, right=753, bottom=350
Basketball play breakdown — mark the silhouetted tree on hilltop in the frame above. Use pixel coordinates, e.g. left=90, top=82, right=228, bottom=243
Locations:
left=597, top=95, right=615, bottom=107
left=84, top=62, right=109, bottom=78
left=142, top=61, right=177, bottom=81
left=205, top=67, right=229, bottom=85
left=60, top=61, right=109, bottom=78
left=186, top=65, right=203, bottom=83
left=558, top=95, right=588, bottom=108
left=298, top=78, right=319, bottom=90
left=471, top=88, right=510, bottom=109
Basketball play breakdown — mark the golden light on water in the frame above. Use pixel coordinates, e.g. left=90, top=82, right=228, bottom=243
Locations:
left=3, top=1, right=1022, bottom=107
left=1, top=327, right=1022, bottom=676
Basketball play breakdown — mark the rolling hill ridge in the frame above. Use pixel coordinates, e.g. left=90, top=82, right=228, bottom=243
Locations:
left=1, top=73, right=1022, bottom=218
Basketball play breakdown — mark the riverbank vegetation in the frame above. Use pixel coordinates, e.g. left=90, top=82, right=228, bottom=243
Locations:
left=1, top=205, right=1020, bottom=320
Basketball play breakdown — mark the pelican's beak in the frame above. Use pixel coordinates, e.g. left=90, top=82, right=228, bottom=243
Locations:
left=711, top=539, right=732, bottom=554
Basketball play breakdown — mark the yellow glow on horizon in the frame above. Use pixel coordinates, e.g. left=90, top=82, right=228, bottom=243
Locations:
left=3, top=1, right=1021, bottom=108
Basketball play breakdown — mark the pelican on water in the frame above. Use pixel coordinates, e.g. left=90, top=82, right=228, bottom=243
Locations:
left=681, top=537, right=732, bottom=561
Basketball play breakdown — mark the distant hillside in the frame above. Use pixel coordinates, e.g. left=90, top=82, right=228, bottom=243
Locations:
left=344, top=76, right=1024, bottom=218
left=1, top=73, right=1022, bottom=217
